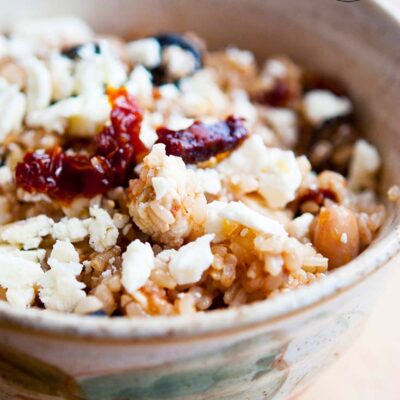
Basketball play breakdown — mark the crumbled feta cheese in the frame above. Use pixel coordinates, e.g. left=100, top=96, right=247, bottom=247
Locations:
left=303, top=90, right=352, bottom=126
left=166, top=114, right=195, bottom=130
left=11, top=16, right=92, bottom=48
left=194, top=168, right=221, bottom=195
left=0, top=79, right=26, bottom=142
left=218, top=135, right=302, bottom=208
left=98, top=40, right=127, bottom=88
left=0, top=252, right=44, bottom=308
left=0, top=165, right=13, bottom=185
left=261, top=107, right=298, bottom=147
left=180, top=70, right=228, bottom=117
left=348, top=139, right=381, bottom=191
left=168, top=234, right=214, bottom=285
left=0, top=246, right=47, bottom=263
left=139, top=113, right=159, bottom=149
left=263, top=59, right=287, bottom=79
left=126, top=65, right=153, bottom=107
left=163, top=45, right=196, bottom=79
left=231, top=89, right=257, bottom=126
left=226, top=47, right=255, bottom=70
left=205, top=201, right=287, bottom=242
left=24, top=57, right=52, bottom=112
left=88, top=206, right=118, bottom=252
left=1, top=215, right=53, bottom=250
left=74, top=57, right=103, bottom=97
left=50, top=240, right=80, bottom=264
left=159, top=83, right=180, bottom=99
left=127, top=38, right=161, bottom=68
left=287, top=213, right=314, bottom=240
left=52, top=217, right=90, bottom=243
left=27, top=94, right=110, bottom=136
left=48, top=53, right=74, bottom=100
left=121, top=240, right=154, bottom=293
left=39, top=240, right=86, bottom=312
left=148, top=144, right=202, bottom=200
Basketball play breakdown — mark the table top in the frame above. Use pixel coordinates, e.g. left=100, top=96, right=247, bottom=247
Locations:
left=301, top=260, right=400, bottom=400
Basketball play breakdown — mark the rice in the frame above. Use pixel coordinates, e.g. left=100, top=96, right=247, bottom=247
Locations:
left=0, top=17, right=387, bottom=317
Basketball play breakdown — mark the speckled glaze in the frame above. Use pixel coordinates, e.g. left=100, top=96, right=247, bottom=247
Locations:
left=0, top=0, right=400, bottom=399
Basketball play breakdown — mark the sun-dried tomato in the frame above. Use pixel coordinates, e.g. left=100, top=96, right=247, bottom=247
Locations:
left=156, top=116, right=248, bottom=164
left=298, top=187, right=338, bottom=207
left=254, top=80, right=296, bottom=108
left=16, top=88, right=143, bottom=202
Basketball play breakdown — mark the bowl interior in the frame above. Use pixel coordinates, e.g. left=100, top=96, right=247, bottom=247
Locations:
left=0, top=0, right=399, bottom=338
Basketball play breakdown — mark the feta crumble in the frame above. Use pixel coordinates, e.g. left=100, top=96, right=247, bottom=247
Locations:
left=24, top=57, right=52, bottom=112
left=52, top=217, right=90, bottom=243
left=126, top=65, right=153, bottom=107
left=287, top=213, right=314, bottom=240
left=168, top=234, right=215, bottom=285
left=121, top=240, right=154, bottom=293
left=163, top=45, right=196, bottom=79
left=1, top=215, right=53, bottom=250
left=194, top=168, right=222, bottom=195
left=205, top=201, right=287, bottom=242
left=127, top=38, right=161, bottom=68
left=218, top=135, right=302, bottom=208
left=0, top=252, right=44, bottom=308
left=88, top=206, right=118, bottom=252
left=39, top=241, right=86, bottom=312
left=0, top=79, right=26, bottom=142
left=303, top=90, right=352, bottom=126
left=348, top=139, right=381, bottom=191
left=261, top=107, right=298, bottom=147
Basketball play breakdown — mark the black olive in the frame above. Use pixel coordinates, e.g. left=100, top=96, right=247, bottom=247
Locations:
left=148, top=33, right=203, bottom=86
left=305, top=115, right=357, bottom=174
left=153, top=33, right=202, bottom=69
left=61, top=42, right=101, bottom=60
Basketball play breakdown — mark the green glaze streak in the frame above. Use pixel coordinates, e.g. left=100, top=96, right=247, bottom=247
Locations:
left=81, top=333, right=289, bottom=400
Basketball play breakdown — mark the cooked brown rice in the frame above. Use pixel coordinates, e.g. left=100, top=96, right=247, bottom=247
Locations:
left=0, top=17, right=387, bottom=317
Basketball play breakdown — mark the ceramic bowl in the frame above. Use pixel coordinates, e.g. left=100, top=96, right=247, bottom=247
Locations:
left=0, top=0, right=400, bottom=399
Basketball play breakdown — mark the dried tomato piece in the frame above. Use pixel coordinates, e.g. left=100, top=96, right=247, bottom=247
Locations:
left=16, top=88, right=144, bottom=202
left=156, top=116, right=248, bottom=164
left=254, top=80, right=297, bottom=108
left=297, top=187, right=338, bottom=208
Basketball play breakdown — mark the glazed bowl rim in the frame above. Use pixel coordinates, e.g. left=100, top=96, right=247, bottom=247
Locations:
left=0, top=0, right=399, bottom=341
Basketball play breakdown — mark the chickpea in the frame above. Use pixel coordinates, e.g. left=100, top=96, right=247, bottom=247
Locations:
left=312, top=205, right=359, bottom=269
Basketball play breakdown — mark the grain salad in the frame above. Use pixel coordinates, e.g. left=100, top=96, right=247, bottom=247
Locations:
left=0, top=17, right=386, bottom=317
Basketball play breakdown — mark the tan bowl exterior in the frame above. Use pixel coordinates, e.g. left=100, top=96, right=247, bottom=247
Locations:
left=0, top=1, right=400, bottom=399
